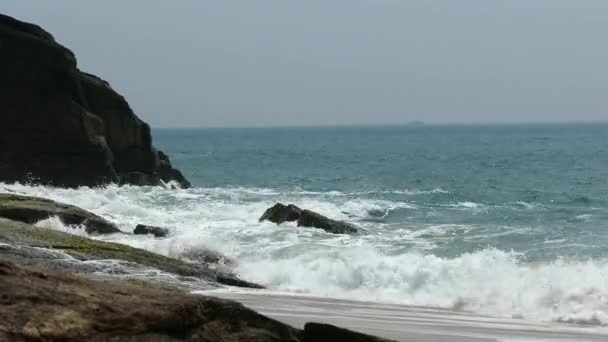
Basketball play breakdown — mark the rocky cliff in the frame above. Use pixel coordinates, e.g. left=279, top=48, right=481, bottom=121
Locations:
left=0, top=14, right=190, bottom=188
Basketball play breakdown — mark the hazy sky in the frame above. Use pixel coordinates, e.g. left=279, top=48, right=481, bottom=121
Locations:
left=3, top=1, right=607, bottom=127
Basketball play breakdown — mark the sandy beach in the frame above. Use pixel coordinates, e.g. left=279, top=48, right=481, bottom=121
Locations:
left=208, top=290, right=608, bottom=342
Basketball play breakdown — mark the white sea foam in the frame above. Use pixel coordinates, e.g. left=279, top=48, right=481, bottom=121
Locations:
left=2, top=182, right=608, bottom=325
left=237, top=247, right=608, bottom=325
left=575, top=214, right=593, bottom=222
left=35, top=216, right=89, bottom=236
left=453, top=201, right=483, bottom=209
left=514, top=201, right=536, bottom=210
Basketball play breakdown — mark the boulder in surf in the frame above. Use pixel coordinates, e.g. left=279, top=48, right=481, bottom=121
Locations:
left=259, top=203, right=303, bottom=224
left=260, top=203, right=358, bottom=234
left=297, top=209, right=358, bottom=234
left=133, top=224, right=169, bottom=238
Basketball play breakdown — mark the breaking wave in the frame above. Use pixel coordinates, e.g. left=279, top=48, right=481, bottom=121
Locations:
left=2, top=182, right=608, bottom=325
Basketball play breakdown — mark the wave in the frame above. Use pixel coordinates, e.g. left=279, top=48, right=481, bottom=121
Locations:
left=186, top=186, right=448, bottom=198
left=237, top=246, right=608, bottom=325
left=452, top=201, right=483, bottom=209
left=2, top=182, right=608, bottom=325
left=35, top=216, right=89, bottom=236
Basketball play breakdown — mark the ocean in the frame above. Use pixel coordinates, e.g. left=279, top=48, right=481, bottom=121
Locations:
left=3, top=123, right=608, bottom=325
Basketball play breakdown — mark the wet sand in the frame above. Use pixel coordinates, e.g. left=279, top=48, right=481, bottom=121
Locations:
left=205, top=290, right=608, bottom=342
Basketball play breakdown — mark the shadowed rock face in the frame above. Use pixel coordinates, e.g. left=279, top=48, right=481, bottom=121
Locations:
left=303, top=323, right=393, bottom=342
left=260, top=203, right=359, bottom=234
left=0, top=13, right=190, bottom=188
left=0, top=261, right=392, bottom=341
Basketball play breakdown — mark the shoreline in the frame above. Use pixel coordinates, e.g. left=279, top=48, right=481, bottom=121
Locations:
left=204, top=289, right=608, bottom=342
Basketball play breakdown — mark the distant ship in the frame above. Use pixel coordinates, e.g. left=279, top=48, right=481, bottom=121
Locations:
left=407, top=121, right=425, bottom=126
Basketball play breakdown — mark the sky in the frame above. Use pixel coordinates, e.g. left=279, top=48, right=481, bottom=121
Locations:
left=2, top=1, right=607, bottom=127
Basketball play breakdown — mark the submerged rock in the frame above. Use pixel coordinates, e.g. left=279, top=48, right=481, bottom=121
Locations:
left=260, top=203, right=358, bottom=234
left=0, top=193, right=119, bottom=234
left=0, top=261, right=392, bottom=341
left=133, top=224, right=169, bottom=238
left=0, top=13, right=189, bottom=188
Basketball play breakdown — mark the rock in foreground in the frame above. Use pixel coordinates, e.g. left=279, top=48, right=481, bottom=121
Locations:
left=0, top=260, right=298, bottom=341
left=0, top=217, right=260, bottom=289
left=0, top=261, right=393, bottom=341
left=0, top=13, right=189, bottom=188
left=0, top=193, right=119, bottom=234
left=260, top=203, right=358, bottom=234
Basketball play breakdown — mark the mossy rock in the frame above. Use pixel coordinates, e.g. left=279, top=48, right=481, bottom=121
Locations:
left=0, top=193, right=119, bottom=234
left=0, top=218, right=262, bottom=289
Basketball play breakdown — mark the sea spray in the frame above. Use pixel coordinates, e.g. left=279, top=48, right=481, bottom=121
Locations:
left=3, top=181, right=608, bottom=324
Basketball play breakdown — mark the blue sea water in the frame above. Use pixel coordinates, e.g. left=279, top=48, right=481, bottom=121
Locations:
left=156, top=124, right=608, bottom=261
left=4, top=123, right=608, bottom=324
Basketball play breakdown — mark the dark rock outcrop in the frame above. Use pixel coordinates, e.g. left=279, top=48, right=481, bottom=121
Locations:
left=0, top=260, right=392, bottom=341
left=157, top=150, right=192, bottom=188
left=303, top=323, right=393, bottom=342
left=0, top=13, right=189, bottom=188
left=134, top=224, right=169, bottom=238
left=0, top=193, right=119, bottom=234
left=297, top=209, right=359, bottom=234
left=259, top=203, right=303, bottom=224
left=260, top=203, right=359, bottom=234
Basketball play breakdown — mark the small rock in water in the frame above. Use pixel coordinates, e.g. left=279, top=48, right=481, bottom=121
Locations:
left=367, top=209, right=387, bottom=218
left=260, top=203, right=358, bottom=235
left=297, top=209, right=358, bottom=234
left=258, top=203, right=302, bottom=224
left=133, top=224, right=169, bottom=238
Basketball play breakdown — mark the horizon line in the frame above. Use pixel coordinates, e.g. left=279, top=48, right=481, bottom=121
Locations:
left=150, top=120, right=608, bottom=130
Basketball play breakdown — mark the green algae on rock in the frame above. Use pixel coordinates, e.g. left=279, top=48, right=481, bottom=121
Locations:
left=0, top=217, right=261, bottom=289
left=0, top=193, right=119, bottom=234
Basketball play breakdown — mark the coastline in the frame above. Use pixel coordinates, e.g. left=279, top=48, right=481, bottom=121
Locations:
left=2, top=10, right=608, bottom=342
left=206, top=289, right=608, bottom=342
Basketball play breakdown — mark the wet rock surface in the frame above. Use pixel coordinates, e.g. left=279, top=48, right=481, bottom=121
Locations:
left=297, top=209, right=359, bottom=234
left=0, top=193, right=120, bottom=234
left=0, top=217, right=260, bottom=289
left=260, top=203, right=359, bottom=234
left=259, top=203, right=303, bottom=224
left=134, top=224, right=169, bottom=238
